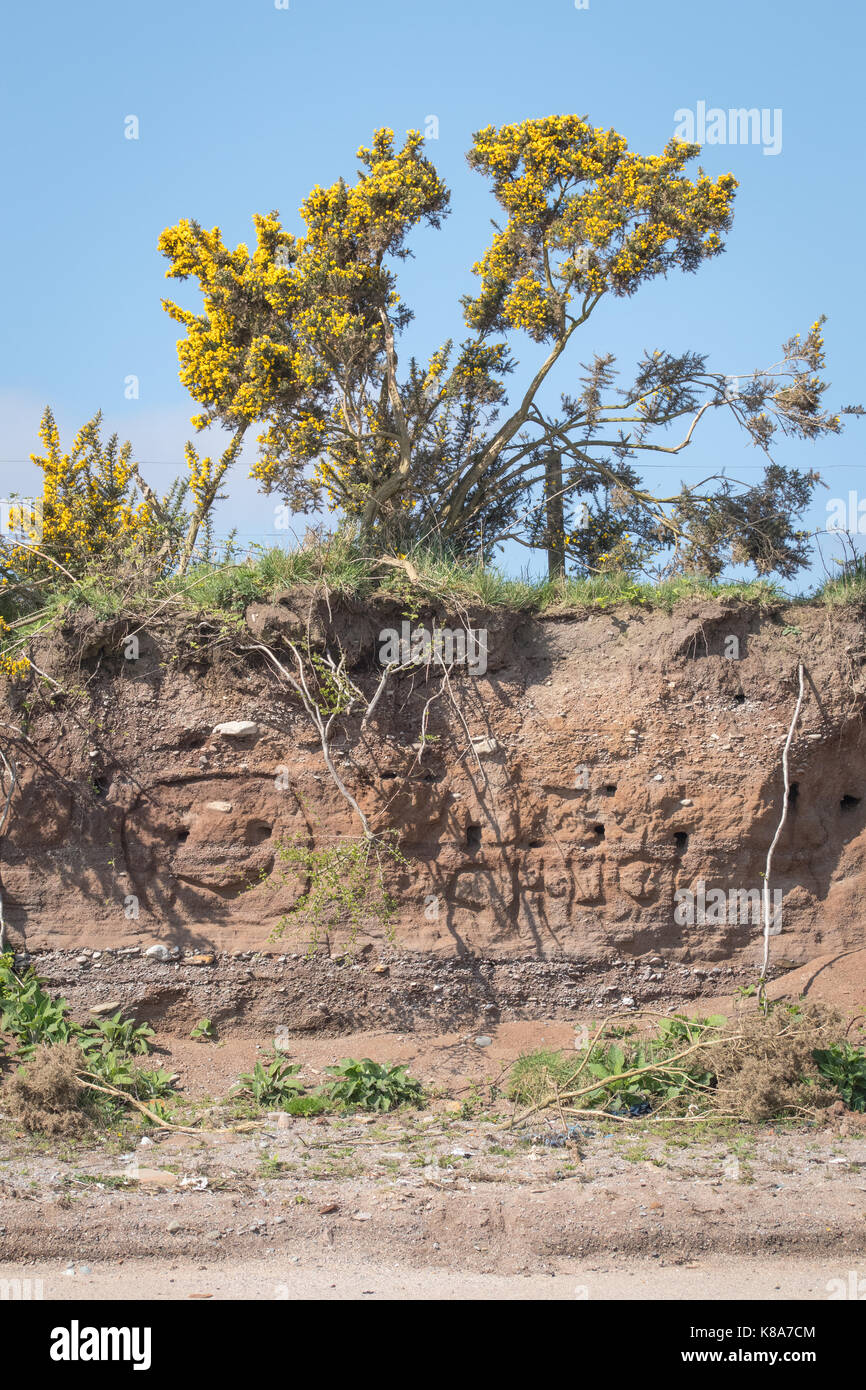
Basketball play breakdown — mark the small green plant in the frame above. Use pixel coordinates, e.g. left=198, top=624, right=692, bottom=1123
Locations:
left=266, top=833, right=407, bottom=954
left=258, top=1152, right=287, bottom=1178
left=0, top=954, right=75, bottom=1052
left=813, top=1043, right=866, bottom=1111
left=322, top=1058, right=425, bottom=1112
left=84, top=1048, right=176, bottom=1102
left=190, top=1017, right=216, bottom=1042
left=73, top=1173, right=129, bottom=1190
left=125, top=1065, right=177, bottom=1102
left=283, top=1093, right=328, bottom=1117
left=234, top=1057, right=306, bottom=1108
left=86, top=1050, right=136, bottom=1091
left=84, top=1012, right=155, bottom=1057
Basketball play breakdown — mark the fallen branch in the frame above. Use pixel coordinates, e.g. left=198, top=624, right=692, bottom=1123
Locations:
left=511, top=1031, right=745, bottom=1129
left=75, top=1073, right=266, bottom=1135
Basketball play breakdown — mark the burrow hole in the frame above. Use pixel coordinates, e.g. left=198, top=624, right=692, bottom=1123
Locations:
left=466, top=823, right=482, bottom=851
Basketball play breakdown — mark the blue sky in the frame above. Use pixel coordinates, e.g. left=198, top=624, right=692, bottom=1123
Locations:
left=2, top=0, right=863, bottom=587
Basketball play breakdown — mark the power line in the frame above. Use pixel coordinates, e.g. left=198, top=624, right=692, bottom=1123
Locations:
left=1, top=458, right=864, bottom=472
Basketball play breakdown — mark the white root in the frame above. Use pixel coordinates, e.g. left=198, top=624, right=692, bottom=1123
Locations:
left=760, top=662, right=805, bottom=1007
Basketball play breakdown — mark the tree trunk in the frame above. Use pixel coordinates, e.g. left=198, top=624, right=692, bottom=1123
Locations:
left=546, top=451, right=565, bottom=578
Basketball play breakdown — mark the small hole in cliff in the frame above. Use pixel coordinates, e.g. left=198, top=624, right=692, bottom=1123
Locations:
left=673, top=831, right=689, bottom=853
left=246, top=821, right=273, bottom=845
left=466, top=823, right=482, bottom=851
left=380, top=771, right=398, bottom=780
left=787, top=782, right=800, bottom=805
left=603, top=784, right=617, bottom=796
left=734, top=692, right=746, bottom=705
left=592, top=824, right=605, bottom=839
left=176, top=828, right=190, bottom=843
left=528, top=839, right=544, bottom=849
left=841, top=794, right=861, bottom=812
left=92, top=775, right=109, bottom=798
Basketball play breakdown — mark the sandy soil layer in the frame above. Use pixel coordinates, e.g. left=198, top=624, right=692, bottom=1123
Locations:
left=3, top=1255, right=856, bottom=1301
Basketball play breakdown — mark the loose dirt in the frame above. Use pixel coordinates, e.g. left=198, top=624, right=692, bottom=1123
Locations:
left=2, top=999, right=866, bottom=1299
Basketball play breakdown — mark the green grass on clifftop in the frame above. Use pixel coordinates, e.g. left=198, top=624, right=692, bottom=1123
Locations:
left=24, top=541, right=789, bottom=625
left=5, top=535, right=859, bottom=678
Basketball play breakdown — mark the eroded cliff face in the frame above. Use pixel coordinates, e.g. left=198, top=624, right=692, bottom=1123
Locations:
left=4, top=594, right=866, bottom=976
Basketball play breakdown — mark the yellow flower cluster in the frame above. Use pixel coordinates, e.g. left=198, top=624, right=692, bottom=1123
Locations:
left=0, top=614, right=29, bottom=682
left=464, top=117, right=737, bottom=334
left=157, top=117, right=737, bottom=530
left=159, top=129, right=449, bottom=506
left=8, top=409, right=165, bottom=583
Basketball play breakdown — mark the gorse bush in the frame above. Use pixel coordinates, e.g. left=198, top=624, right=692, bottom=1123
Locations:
left=6, top=409, right=189, bottom=585
left=2, top=113, right=859, bottom=685
left=157, top=117, right=854, bottom=579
